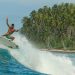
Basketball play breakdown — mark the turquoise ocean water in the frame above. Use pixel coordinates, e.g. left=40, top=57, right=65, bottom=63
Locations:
left=0, top=48, right=47, bottom=75
left=0, top=48, right=75, bottom=75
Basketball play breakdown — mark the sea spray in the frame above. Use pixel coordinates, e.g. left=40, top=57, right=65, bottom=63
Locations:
left=4, top=33, right=75, bottom=75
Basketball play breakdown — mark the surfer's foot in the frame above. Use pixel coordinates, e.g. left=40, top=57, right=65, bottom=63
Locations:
left=11, top=37, right=15, bottom=41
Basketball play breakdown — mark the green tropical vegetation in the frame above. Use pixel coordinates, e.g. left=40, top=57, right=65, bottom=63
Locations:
left=21, top=3, right=75, bottom=50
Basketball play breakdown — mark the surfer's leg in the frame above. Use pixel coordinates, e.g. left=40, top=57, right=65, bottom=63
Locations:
left=3, top=34, right=14, bottom=40
left=3, top=34, right=10, bottom=39
left=3, top=33, right=15, bottom=40
left=3, top=32, right=9, bottom=36
left=3, top=33, right=8, bottom=36
left=5, top=35, right=11, bottom=39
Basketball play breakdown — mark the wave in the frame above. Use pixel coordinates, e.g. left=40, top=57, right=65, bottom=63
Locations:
left=0, top=33, right=75, bottom=75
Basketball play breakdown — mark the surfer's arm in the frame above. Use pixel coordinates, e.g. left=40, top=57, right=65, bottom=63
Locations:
left=6, top=17, right=10, bottom=27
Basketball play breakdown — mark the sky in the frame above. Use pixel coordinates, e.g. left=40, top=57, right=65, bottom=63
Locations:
left=0, top=0, right=75, bottom=35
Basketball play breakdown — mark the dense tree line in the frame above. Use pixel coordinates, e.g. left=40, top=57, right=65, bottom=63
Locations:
left=21, top=3, right=75, bottom=50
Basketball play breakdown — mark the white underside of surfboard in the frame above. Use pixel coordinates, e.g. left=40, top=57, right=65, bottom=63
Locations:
left=0, top=36, right=19, bottom=49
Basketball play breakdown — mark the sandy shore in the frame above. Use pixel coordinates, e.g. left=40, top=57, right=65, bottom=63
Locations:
left=40, top=49, right=75, bottom=53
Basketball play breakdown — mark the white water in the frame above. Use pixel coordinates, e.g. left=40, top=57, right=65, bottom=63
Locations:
left=1, top=33, right=75, bottom=75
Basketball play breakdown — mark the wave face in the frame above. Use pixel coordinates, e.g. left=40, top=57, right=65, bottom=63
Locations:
left=1, top=33, right=75, bottom=75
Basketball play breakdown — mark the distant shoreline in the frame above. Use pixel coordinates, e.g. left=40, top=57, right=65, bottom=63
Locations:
left=40, top=49, right=75, bottom=53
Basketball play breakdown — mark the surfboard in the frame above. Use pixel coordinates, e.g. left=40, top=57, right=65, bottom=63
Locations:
left=0, top=36, right=19, bottom=49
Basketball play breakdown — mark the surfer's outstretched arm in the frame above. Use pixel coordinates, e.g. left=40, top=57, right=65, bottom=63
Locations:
left=6, top=17, right=10, bottom=27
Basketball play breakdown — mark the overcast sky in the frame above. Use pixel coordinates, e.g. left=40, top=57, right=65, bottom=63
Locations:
left=0, top=0, right=75, bottom=35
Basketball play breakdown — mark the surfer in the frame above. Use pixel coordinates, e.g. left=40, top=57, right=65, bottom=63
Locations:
left=3, top=17, right=19, bottom=40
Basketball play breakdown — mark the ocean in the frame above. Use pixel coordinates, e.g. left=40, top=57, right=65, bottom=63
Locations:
left=0, top=48, right=47, bottom=75
left=0, top=33, right=75, bottom=75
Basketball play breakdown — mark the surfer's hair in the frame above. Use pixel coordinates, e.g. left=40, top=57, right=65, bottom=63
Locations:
left=12, top=24, right=14, bottom=26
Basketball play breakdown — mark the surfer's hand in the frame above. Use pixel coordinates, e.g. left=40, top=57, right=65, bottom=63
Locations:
left=6, top=16, right=8, bottom=20
left=16, top=30, right=19, bottom=32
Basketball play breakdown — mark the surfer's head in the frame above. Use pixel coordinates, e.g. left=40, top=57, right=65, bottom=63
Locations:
left=12, top=24, right=14, bottom=27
